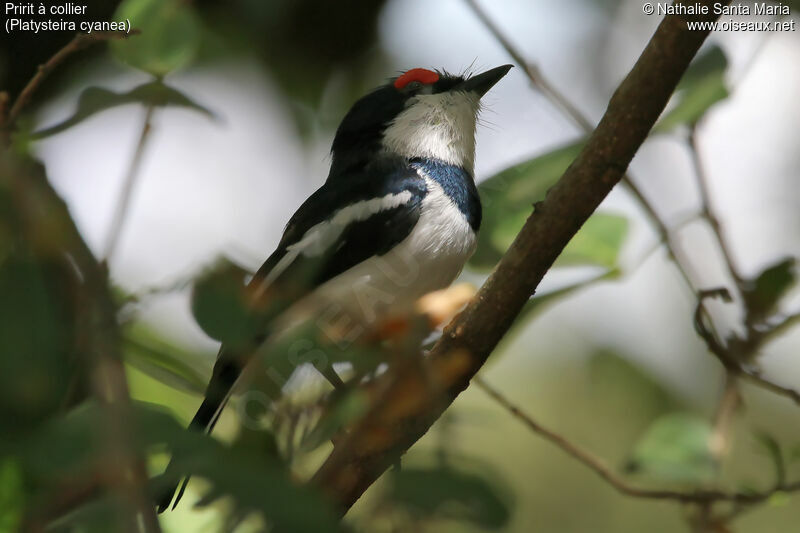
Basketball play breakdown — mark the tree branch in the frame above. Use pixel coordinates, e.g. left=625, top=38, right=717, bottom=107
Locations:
left=463, top=0, right=698, bottom=292
left=312, top=2, right=729, bottom=515
left=474, top=377, right=800, bottom=506
left=689, top=126, right=744, bottom=288
left=2, top=30, right=139, bottom=131
left=103, top=105, right=156, bottom=263
left=694, top=292, right=800, bottom=406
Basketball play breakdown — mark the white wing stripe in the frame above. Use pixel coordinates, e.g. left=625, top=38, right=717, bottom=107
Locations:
left=257, top=191, right=414, bottom=291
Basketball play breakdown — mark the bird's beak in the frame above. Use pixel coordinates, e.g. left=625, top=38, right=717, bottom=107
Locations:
left=455, top=64, right=513, bottom=97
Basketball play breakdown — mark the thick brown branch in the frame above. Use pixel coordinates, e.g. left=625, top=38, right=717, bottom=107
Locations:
left=312, top=2, right=729, bottom=515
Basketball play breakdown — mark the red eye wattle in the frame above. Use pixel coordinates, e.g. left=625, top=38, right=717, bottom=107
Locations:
left=394, top=68, right=439, bottom=89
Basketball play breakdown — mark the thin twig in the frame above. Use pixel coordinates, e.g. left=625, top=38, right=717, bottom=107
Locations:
left=709, top=373, right=740, bottom=461
left=462, top=0, right=592, bottom=132
left=4, top=30, right=139, bottom=129
left=740, top=371, right=800, bottom=405
left=689, top=127, right=744, bottom=287
left=765, top=312, right=800, bottom=341
left=474, top=376, right=800, bottom=505
left=694, top=295, right=800, bottom=405
left=103, top=105, right=156, bottom=263
left=462, top=0, right=698, bottom=293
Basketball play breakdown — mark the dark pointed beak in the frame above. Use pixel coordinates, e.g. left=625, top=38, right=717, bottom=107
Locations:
left=455, top=64, right=513, bottom=97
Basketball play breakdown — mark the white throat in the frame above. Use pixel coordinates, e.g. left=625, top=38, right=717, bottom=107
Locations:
left=381, top=91, right=480, bottom=172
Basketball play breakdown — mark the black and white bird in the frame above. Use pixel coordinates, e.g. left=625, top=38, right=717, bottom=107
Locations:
left=156, top=64, right=512, bottom=512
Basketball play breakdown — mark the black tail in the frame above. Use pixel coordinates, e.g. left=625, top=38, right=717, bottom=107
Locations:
left=155, top=359, right=240, bottom=513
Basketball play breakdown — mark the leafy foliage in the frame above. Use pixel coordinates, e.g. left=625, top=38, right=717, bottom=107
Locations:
left=190, top=259, right=259, bottom=349
left=626, top=413, right=716, bottom=485
left=754, top=431, right=786, bottom=487
left=31, top=81, right=215, bottom=140
left=140, top=406, right=344, bottom=532
left=123, top=325, right=209, bottom=395
left=654, top=45, right=729, bottom=133
left=742, top=257, right=797, bottom=322
left=471, top=141, right=629, bottom=272
left=111, top=0, right=202, bottom=77
left=385, top=464, right=511, bottom=529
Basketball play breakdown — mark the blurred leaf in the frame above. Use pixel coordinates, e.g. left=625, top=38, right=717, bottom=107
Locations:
left=47, top=496, right=128, bottom=533
left=191, top=259, right=259, bottom=348
left=654, top=45, right=729, bottom=133
left=471, top=140, right=583, bottom=270
left=627, top=413, right=716, bottom=484
left=555, top=213, right=628, bottom=269
left=387, top=466, right=510, bottom=529
left=517, top=269, right=619, bottom=323
left=32, top=81, right=215, bottom=139
left=111, top=0, right=202, bottom=76
left=754, top=431, right=785, bottom=486
left=193, top=0, right=387, bottom=137
left=6, top=402, right=99, bottom=484
left=471, top=141, right=628, bottom=272
left=6, top=401, right=341, bottom=531
left=300, top=390, right=369, bottom=452
left=0, top=255, right=72, bottom=433
left=742, top=257, right=796, bottom=321
left=768, top=491, right=791, bottom=507
left=790, top=443, right=800, bottom=463
left=123, top=325, right=208, bottom=394
left=139, top=405, right=342, bottom=532
left=0, top=459, right=23, bottom=533
left=588, top=350, right=679, bottom=416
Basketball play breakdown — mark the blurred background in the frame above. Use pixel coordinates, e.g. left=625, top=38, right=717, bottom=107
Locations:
left=2, top=0, right=799, bottom=531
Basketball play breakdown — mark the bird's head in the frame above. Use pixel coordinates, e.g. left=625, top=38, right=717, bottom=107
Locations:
left=329, top=64, right=512, bottom=178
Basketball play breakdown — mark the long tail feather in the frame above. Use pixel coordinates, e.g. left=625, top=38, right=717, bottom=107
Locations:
left=155, top=359, right=239, bottom=513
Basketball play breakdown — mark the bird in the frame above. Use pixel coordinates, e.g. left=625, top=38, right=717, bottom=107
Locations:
left=155, top=64, right=512, bottom=513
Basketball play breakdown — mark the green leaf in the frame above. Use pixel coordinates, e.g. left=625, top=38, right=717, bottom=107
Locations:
left=754, top=431, right=785, bottom=486
left=742, top=257, right=796, bottom=321
left=387, top=466, right=510, bottom=529
left=518, top=269, right=619, bottom=323
left=300, top=390, right=370, bottom=452
left=627, top=413, right=716, bottom=484
left=122, top=325, right=208, bottom=394
left=555, top=213, right=628, bottom=269
left=138, top=405, right=342, bottom=532
left=789, top=443, right=800, bottom=463
left=111, top=0, right=202, bottom=76
left=0, top=255, right=72, bottom=433
left=471, top=140, right=583, bottom=270
left=654, top=45, right=729, bottom=133
left=32, top=81, right=215, bottom=139
left=191, top=260, right=259, bottom=348
left=471, top=142, right=628, bottom=272
left=0, top=459, right=23, bottom=533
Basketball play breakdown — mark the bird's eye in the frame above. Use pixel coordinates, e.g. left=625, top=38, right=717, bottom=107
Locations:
left=406, top=81, right=422, bottom=90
